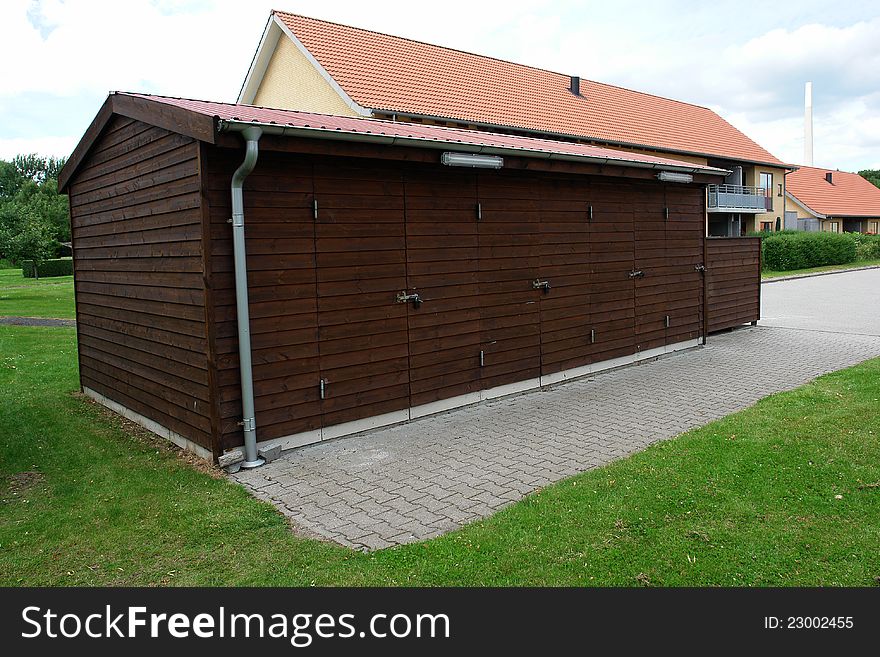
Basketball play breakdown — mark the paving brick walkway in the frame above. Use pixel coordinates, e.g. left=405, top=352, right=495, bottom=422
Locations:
left=233, top=271, right=880, bottom=551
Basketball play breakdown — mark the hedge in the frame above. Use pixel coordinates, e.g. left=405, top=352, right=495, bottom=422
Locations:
left=848, top=233, right=880, bottom=261
left=21, top=258, right=74, bottom=278
left=761, top=232, right=856, bottom=271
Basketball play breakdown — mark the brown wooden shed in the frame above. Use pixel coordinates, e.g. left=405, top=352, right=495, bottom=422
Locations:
left=59, top=93, right=758, bottom=465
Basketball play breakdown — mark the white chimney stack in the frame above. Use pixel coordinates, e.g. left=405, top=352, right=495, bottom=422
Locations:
left=804, top=81, right=813, bottom=166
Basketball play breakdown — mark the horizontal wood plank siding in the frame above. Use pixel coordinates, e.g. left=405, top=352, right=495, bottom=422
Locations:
left=68, top=116, right=212, bottom=451
left=203, top=144, right=707, bottom=452
left=205, top=150, right=322, bottom=451
left=706, top=237, right=761, bottom=332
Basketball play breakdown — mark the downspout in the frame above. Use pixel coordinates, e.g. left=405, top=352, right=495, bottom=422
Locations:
left=230, top=125, right=264, bottom=468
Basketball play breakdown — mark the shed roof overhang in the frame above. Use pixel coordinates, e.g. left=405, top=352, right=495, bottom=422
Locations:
left=60, top=93, right=730, bottom=192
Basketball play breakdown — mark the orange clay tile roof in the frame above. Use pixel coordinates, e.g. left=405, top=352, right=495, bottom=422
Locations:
left=786, top=166, right=880, bottom=218
left=274, top=11, right=785, bottom=167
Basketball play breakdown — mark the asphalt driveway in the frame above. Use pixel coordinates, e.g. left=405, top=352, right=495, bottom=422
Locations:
left=761, top=268, right=880, bottom=336
left=234, top=269, right=880, bottom=550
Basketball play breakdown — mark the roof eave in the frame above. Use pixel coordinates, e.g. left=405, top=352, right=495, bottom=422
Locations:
left=237, top=14, right=280, bottom=104
left=217, top=119, right=729, bottom=178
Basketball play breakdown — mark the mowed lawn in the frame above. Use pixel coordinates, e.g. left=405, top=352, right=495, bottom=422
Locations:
left=0, top=268, right=75, bottom=319
left=1, top=277, right=879, bottom=586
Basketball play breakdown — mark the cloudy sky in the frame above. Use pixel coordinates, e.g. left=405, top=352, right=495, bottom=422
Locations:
left=2, top=0, right=879, bottom=171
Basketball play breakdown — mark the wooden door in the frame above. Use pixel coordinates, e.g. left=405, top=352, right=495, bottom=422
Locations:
left=404, top=166, right=482, bottom=409
left=537, top=175, right=592, bottom=376
left=589, top=179, right=636, bottom=363
left=664, top=184, right=705, bottom=345
left=313, top=158, right=410, bottom=429
left=477, top=171, right=542, bottom=391
left=210, top=151, right=322, bottom=446
left=633, top=181, right=669, bottom=353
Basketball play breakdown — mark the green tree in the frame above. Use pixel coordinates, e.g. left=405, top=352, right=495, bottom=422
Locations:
left=1, top=210, right=57, bottom=278
left=859, top=169, right=880, bottom=189
left=0, top=154, right=70, bottom=258
left=0, top=160, right=24, bottom=197
left=11, top=178, right=71, bottom=241
left=10, top=154, right=66, bottom=185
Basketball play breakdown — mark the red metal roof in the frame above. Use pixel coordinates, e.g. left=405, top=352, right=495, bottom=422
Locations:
left=787, top=166, right=880, bottom=218
left=124, top=93, right=727, bottom=173
left=273, top=11, right=785, bottom=167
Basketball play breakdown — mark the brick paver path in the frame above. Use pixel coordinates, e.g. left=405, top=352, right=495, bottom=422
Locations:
left=233, top=270, right=880, bottom=551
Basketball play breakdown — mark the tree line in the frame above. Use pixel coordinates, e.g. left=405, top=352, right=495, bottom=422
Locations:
left=859, top=170, right=880, bottom=189
left=0, top=154, right=70, bottom=272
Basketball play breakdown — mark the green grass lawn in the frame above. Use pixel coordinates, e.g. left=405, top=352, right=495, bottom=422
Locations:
left=0, top=268, right=75, bottom=319
left=2, top=321, right=879, bottom=586
left=763, top=259, right=880, bottom=279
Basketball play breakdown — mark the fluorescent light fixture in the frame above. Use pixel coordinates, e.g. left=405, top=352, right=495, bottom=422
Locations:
left=656, top=171, right=694, bottom=183
left=441, top=152, right=504, bottom=169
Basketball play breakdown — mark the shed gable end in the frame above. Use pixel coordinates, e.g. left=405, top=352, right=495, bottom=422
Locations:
left=68, top=116, right=217, bottom=456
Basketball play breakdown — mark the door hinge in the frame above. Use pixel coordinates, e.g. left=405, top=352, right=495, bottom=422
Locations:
left=664, top=315, right=671, bottom=329
left=477, top=202, right=482, bottom=221
left=588, top=205, right=593, bottom=221
left=313, top=198, right=318, bottom=219
left=319, top=378, right=326, bottom=400
left=665, top=207, right=670, bottom=220
left=590, top=328, right=596, bottom=344
left=479, top=350, right=485, bottom=367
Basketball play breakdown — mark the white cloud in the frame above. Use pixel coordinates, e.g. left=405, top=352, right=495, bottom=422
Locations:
left=0, top=134, right=78, bottom=160
left=1, top=0, right=879, bottom=170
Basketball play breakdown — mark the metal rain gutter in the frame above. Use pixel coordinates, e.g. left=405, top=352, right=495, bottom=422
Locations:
left=217, top=119, right=730, bottom=177
left=228, top=125, right=264, bottom=469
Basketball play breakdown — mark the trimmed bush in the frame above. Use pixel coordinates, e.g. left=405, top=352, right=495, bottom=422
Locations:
left=848, top=232, right=880, bottom=261
left=21, top=257, right=73, bottom=278
left=762, top=232, right=856, bottom=271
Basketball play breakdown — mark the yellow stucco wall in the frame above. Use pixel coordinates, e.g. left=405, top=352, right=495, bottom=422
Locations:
left=784, top=195, right=812, bottom=219
left=252, top=36, right=358, bottom=116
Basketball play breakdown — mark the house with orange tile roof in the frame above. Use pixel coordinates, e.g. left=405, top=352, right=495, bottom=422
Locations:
left=238, top=11, right=793, bottom=238
left=785, top=166, right=880, bottom=234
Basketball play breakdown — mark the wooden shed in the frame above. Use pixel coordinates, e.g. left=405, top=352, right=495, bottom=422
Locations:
left=59, top=93, right=756, bottom=465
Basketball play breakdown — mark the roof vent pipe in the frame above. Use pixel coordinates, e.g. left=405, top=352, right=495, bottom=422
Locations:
left=825, top=171, right=833, bottom=184
left=570, top=76, right=581, bottom=96
left=230, top=125, right=264, bottom=468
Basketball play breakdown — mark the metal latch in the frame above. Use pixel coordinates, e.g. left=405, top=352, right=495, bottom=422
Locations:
left=479, top=350, right=485, bottom=367
left=532, top=279, right=551, bottom=294
left=695, top=263, right=706, bottom=273
left=396, top=291, right=422, bottom=309
left=664, top=315, right=671, bottom=328
left=590, top=328, right=596, bottom=344
left=319, top=378, right=326, bottom=400
left=629, top=270, right=645, bottom=279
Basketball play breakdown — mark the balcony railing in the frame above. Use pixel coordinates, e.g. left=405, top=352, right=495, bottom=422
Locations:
left=707, top=185, right=772, bottom=212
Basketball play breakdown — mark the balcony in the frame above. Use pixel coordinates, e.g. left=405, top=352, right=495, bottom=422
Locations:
left=707, top=185, right=772, bottom=213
